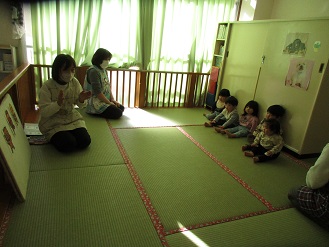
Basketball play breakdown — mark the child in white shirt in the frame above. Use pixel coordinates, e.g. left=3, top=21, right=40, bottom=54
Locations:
left=203, top=89, right=230, bottom=120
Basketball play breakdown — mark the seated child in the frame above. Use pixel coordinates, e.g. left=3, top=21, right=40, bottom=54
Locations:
left=242, top=118, right=283, bottom=163
left=217, top=100, right=259, bottom=138
left=247, top=104, right=285, bottom=143
left=288, top=143, right=329, bottom=230
left=203, top=89, right=230, bottom=120
left=204, top=96, right=239, bottom=128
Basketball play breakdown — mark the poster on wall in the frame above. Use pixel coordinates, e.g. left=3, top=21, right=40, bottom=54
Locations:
left=283, top=33, right=308, bottom=56
left=0, top=94, right=31, bottom=202
left=285, top=58, right=314, bottom=90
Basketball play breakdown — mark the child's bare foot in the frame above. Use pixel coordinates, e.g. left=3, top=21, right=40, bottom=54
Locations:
left=204, top=122, right=213, bottom=127
left=241, top=145, right=248, bottom=151
left=225, top=131, right=236, bottom=138
left=244, top=151, right=254, bottom=157
left=215, top=127, right=226, bottom=134
left=253, top=156, right=260, bottom=163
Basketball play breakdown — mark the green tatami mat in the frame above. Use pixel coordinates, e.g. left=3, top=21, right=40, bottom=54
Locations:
left=30, top=114, right=123, bottom=171
left=181, top=126, right=308, bottom=208
left=109, top=107, right=206, bottom=128
left=116, top=127, right=269, bottom=231
left=165, top=208, right=329, bottom=247
left=3, top=166, right=162, bottom=247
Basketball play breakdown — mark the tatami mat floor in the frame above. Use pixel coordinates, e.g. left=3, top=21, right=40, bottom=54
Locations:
left=1, top=107, right=328, bottom=247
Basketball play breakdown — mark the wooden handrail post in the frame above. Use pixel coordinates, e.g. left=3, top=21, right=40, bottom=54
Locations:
left=138, top=71, right=147, bottom=108
left=186, top=73, right=197, bottom=108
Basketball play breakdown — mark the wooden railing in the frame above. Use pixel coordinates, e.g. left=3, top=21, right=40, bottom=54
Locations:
left=0, top=64, right=210, bottom=124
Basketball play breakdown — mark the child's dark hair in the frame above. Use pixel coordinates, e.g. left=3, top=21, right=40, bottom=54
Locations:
left=52, top=54, right=76, bottom=81
left=243, top=100, right=259, bottom=116
left=218, top=89, right=230, bottom=97
left=225, top=96, right=238, bottom=106
left=92, top=48, right=112, bottom=66
left=267, top=105, right=285, bottom=118
left=263, top=118, right=281, bottom=135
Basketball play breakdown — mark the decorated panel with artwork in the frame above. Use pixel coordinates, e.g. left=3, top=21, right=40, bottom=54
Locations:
left=0, top=94, right=30, bottom=202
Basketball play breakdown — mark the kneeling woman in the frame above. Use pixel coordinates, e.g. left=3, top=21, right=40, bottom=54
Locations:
left=84, top=48, right=124, bottom=119
left=38, top=54, right=92, bottom=153
left=288, top=143, right=329, bottom=230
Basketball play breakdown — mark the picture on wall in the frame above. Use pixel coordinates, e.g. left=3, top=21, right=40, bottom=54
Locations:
left=0, top=94, right=31, bottom=202
left=285, top=58, right=314, bottom=90
left=283, top=33, right=308, bottom=56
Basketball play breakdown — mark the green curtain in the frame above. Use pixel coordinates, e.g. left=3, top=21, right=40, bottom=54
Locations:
left=98, top=0, right=142, bottom=68
left=29, top=0, right=238, bottom=106
left=30, top=0, right=103, bottom=66
left=30, top=0, right=237, bottom=71
left=148, top=0, right=236, bottom=73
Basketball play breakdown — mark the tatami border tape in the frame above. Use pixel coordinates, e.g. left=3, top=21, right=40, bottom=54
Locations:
left=176, top=126, right=275, bottom=210
left=106, top=120, right=310, bottom=239
left=108, top=120, right=169, bottom=246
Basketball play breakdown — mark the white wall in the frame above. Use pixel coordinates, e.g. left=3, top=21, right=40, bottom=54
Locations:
left=222, top=19, right=329, bottom=155
left=253, top=0, right=273, bottom=20
left=240, top=0, right=329, bottom=21
left=271, top=0, right=329, bottom=19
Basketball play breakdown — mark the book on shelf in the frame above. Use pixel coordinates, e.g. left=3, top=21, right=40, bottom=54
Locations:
left=214, top=56, right=223, bottom=67
left=217, top=25, right=227, bottom=39
left=219, top=45, right=224, bottom=55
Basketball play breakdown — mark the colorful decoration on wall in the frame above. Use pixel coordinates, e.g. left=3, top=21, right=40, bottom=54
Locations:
left=285, top=58, right=314, bottom=90
left=0, top=94, right=30, bottom=202
left=283, top=33, right=308, bottom=57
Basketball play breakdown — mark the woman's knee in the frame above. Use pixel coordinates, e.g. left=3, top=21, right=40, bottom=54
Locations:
left=78, top=133, right=91, bottom=149
left=51, top=134, right=77, bottom=153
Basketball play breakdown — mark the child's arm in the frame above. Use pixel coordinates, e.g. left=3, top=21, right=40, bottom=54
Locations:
left=265, top=135, right=284, bottom=156
left=222, top=111, right=239, bottom=128
left=211, top=100, right=217, bottom=112
left=212, top=110, right=225, bottom=123
left=252, top=132, right=261, bottom=146
left=253, top=119, right=264, bottom=137
left=249, top=117, right=259, bottom=133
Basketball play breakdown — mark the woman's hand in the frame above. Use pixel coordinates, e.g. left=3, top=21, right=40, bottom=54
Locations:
left=113, top=101, right=121, bottom=107
left=57, top=90, right=64, bottom=106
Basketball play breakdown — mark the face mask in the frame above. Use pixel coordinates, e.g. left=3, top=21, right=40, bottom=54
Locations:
left=100, top=60, right=109, bottom=69
left=60, top=72, right=74, bottom=83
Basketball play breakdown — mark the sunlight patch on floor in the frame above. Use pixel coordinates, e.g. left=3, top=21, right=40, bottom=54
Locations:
left=177, top=222, right=210, bottom=247
left=122, top=108, right=177, bottom=127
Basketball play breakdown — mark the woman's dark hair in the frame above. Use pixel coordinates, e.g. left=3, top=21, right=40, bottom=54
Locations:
left=263, top=118, right=281, bottom=135
left=52, top=54, right=76, bottom=81
left=92, top=48, right=112, bottom=67
left=243, top=100, right=259, bottom=116
left=225, top=96, right=238, bottom=106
